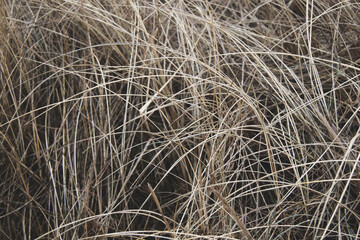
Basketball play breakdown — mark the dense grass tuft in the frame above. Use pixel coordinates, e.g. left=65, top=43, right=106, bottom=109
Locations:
left=1, top=0, right=360, bottom=239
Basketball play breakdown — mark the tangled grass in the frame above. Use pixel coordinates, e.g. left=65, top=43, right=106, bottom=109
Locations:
left=1, top=0, right=360, bottom=239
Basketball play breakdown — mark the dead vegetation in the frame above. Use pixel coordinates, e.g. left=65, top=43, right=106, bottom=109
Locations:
left=1, top=0, right=360, bottom=239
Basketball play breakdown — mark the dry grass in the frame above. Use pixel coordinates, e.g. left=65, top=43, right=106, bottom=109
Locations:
left=1, top=0, right=360, bottom=239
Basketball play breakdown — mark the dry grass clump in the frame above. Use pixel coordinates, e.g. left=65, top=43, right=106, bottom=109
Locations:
left=1, top=0, right=360, bottom=239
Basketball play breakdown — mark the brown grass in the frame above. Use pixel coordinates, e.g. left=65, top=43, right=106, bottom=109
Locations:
left=1, top=0, right=360, bottom=239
